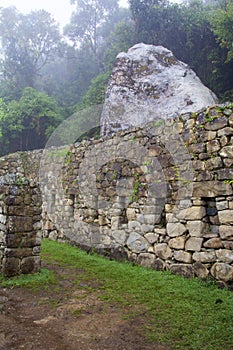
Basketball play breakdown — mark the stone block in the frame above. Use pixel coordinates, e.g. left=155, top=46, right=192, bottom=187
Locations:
left=111, top=216, right=121, bottom=230
left=193, top=251, right=216, bottom=263
left=168, top=236, right=186, bottom=249
left=211, top=263, right=233, bottom=282
left=126, top=208, right=137, bottom=221
left=203, top=238, right=223, bottom=249
left=2, top=257, right=20, bottom=277
left=128, top=221, right=141, bottom=230
left=218, top=210, right=233, bottom=224
left=216, top=201, right=228, bottom=211
left=127, top=232, right=149, bottom=253
left=185, top=237, right=203, bottom=251
left=193, top=181, right=232, bottom=197
left=205, top=157, right=222, bottom=170
left=7, top=216, right=33, bottom=233
left=170, top=264, right=194, bottom=278
left=153, top=258, right=165, bottom=271
left=21, top=257, right=37, bottom=274
left=166, top=213, right=178, bottom=223
left=141, top=224, right=155, bottom=233
left=186, top=221, right=205, bottom=237
left=144, top=233, right=159, bottom=244
left=154, top=228, right=166, bottom=235
left=193, top=262, right=209, bottom=279
left=137, top=253, right=155, bottom=268
left=223, top=241, right=233, bottom=249
left=154, top=243, right=172, bottom=260
left=216, top=249, right=233, bottom=263
left=220, top=145, right=233, bottom=158
left=112, top=230, right=127, bottom=245
left=219, top=225, right=233, bottom=240
left=206, top=140, right=220, bottom=153
left=167, top=223, right=187, bottom=237
left=205, top=117, right=228, bottom=131
left=173, top=250, right=192, bottom=263
left=177, top=207, right=206, bottom=221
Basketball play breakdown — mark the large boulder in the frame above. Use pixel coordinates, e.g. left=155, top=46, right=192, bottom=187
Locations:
left=100, top=43, right=218, bottom=136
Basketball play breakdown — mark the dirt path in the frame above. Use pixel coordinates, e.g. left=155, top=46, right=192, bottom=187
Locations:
left=0, top=263, right=171, bottom=350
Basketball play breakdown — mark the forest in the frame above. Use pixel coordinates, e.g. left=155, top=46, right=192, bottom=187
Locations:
left=0, top=0, right=232, bottom=156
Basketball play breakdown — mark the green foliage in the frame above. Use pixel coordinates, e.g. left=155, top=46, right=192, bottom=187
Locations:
left=102, top=20, right=136, bottom=71
left=209, top=2, right=233, bottom=62
left=0, top=87, right=63, bottom=155
left=81, top=71, right=111, bottom=107
left=65, top=0, right=119, bottom=57
left=42, top=239, right=233, bottom=350
left=129, top=0, right=233, bottom=97
left=0, top=7, right=61, bottom=92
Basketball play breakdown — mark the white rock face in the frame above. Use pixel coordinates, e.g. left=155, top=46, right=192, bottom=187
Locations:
left=101, top=43, right=218, bottom=136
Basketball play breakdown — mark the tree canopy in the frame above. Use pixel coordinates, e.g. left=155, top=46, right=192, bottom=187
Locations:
left=0, top=7, right=61, bottom=92
left=0, top=0, right=233, bottom=155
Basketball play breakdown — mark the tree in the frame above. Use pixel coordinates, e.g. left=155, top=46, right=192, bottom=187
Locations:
left=209, top=2, right=233, bottom=62
left=102, top=20, right=135, bottom=71
left=0, top=7, right=61, bottom=91
left=64, top=0, right=119, bottom=57
left=0, top=87, right=62, bottom=155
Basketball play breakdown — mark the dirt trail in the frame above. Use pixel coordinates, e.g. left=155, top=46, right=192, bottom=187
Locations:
left=0, top=263, right=171, bottom=350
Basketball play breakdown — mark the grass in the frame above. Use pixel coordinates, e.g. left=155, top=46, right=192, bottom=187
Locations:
left=1, top=239, right=233, bottom=349
left=0, top=267, right=57, bottom=289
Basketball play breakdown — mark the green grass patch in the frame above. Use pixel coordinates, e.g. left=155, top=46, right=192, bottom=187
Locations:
left=0, top=268, right=57, bottom=289
left=41, top=239, right=233, bottom=350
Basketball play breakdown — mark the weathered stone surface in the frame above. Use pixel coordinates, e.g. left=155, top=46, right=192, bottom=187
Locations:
left=2, top=257, right=20, bottom=277
left=112, top=230, right=127, bottom=245
left=211, top=263, right=233, bottom=282
left=144, top=232, right=158, bottom=244
left=126, top=208, right=137, bottom=221
left=193, top=251, right=216, bottom=263
left=154, top=243, right=172, bottom=260
left=127, top=232, right=149, bottom=253
left=205, top=118, right=228, bottom=131
left=186, top=221, right=205, bottom=237
left=153, top=258, right=165, bottom=271
left=203, top=238, right=223, bottom=249
left=219, top=225, right=233, bottom=240
left=177, top=207, right=205, bottom=221
left=167, top=223, right=187, bottom=237
left=206, top=140, right=220, bottom=153
left=173, top=250, right=192, bottom=263
left=218, top=210, right=233, bottom=224
left=101, top=43, right=217, bottom=136
left=193, top=181, right=233, bottom=197
left=220, top=146, right=233, bottom=158
left=216, top=249, right=233, bottom=263
left=185, top=237, right=203, bottom=252
left=193, top=262, right=209, bottom=279
left=21, top=257, right=37, bottom=274
left=170, top=264, right=194, bottom=278
left=137, top=253, right=155, bottom=267
left=168, top=236, right=186, bottom=249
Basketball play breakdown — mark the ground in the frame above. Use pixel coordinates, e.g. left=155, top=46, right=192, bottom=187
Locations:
left=0, top=262, right=171, bottom=350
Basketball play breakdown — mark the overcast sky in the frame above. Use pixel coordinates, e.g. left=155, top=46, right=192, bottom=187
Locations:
left=1, top=0, right=129, bottom=28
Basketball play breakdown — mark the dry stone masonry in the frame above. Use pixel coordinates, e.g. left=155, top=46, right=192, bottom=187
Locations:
left=0, top=152, right=42, bottom=277
left=41, top=104, right=233, bottom=287
left=1, top=104, right=233, bottom=287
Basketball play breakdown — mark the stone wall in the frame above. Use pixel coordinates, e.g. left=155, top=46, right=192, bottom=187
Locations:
left=0, top=152, right=42, bottom=277
left=1, top=104, right=233, bottom=285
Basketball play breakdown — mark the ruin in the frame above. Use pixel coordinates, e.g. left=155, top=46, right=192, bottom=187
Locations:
left=0, top=104, right=233, bottom=286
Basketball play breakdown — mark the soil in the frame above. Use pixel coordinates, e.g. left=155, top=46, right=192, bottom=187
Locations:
left=0, top=262, right=172, bottom=350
